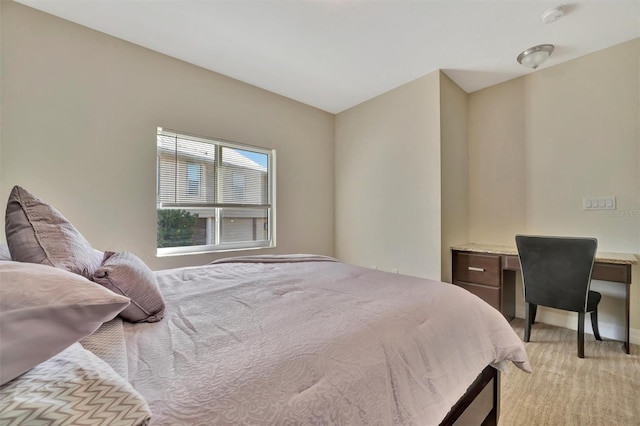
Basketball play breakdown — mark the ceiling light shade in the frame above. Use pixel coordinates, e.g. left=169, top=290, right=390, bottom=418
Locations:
left=517, top=44, right=555, bottom=69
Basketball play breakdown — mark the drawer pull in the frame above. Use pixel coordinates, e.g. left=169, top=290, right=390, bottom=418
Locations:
left=468, top=266, right=485, bottom=272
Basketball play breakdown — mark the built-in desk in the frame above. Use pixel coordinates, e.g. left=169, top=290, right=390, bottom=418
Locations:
left=451, top=243, right=638, bottom=354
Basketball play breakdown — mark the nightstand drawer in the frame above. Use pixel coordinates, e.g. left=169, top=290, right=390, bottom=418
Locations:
left=456, top=282, right=501, bottom=311
left=453, top=252, right=501, bottom=287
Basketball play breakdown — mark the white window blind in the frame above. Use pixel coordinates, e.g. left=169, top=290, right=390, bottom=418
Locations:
left=157, top=128, right=275, bottom=255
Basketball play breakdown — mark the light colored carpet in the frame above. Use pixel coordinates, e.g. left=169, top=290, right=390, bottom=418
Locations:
left=500, top=319, right=640, bottom=425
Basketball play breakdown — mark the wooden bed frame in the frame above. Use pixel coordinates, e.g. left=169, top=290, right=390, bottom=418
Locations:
left=440, top=366, right=500, bottom=426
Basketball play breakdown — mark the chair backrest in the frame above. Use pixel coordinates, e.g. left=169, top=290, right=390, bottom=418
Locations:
left=515, top=235, right=597, bottom=313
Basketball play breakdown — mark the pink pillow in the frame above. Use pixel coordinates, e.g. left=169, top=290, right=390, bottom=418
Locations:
left=92, top=252, right=165, bottom=323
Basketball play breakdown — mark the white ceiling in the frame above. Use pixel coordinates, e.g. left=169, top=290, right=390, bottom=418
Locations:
left=15, top=0, right=640, bottom=114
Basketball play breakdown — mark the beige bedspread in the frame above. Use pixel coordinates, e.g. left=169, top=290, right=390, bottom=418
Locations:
left=124, top=256, right=529, bottom=425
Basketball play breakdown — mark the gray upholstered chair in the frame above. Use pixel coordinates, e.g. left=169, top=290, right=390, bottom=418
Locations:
left=515, top=235, right=602, bottom=358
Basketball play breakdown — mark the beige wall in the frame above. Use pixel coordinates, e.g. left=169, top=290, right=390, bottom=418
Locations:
left=0, top=1, right=335, bottom=270
left=468, top=78, right=527, bottom=245
left=440, top=71, right=469, bottom=283
left=469, top=39, right=640, bottom=340
left=335, top=72, right=442, bottom=280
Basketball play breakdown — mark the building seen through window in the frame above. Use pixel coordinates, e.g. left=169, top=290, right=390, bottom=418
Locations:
left=186, top=163, right=202, bottom=197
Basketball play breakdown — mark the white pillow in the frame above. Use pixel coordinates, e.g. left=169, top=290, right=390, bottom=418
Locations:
left=0, top=261, right=130, bottom=385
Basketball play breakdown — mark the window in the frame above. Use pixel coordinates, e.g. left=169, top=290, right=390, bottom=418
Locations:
left=231, top=173, right=246, bottom=201
left=156, top=128, right=275, bottom=255
left=186, top=163, right=202, bottom=197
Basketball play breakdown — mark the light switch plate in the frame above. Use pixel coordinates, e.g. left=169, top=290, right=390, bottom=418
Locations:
left=583, top=196, right=616, bottom=211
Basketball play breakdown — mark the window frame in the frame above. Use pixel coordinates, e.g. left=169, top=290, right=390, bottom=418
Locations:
left=156, top=128, right=276, bottom=256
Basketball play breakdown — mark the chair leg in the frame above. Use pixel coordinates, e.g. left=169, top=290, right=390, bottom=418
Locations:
left=530, top=304, right=538, bottom=325
left=578, top=312, right=585, bottom=358
left=524, top=303, right=532, bottom=342
left=591, top=309, right=602, bottom=341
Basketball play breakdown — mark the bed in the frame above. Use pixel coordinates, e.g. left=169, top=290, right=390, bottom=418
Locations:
left=124, top=254, right=529, bottom=425
left=0, top=186, right=530, bottom=425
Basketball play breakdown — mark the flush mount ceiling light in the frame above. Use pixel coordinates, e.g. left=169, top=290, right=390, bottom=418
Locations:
left=517, top=44, right=555, bottom=69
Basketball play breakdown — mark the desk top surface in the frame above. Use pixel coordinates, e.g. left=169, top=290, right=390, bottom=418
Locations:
left=451, top=243, right=638, bottom=265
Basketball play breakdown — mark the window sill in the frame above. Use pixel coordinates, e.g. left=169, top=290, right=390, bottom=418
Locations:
left=156, top=242, right=275, bottom=257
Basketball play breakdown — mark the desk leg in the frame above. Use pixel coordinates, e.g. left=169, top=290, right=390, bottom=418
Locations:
left=625, top=283, right=630, bottom=354
left=502, top=270, right=516, bottom=322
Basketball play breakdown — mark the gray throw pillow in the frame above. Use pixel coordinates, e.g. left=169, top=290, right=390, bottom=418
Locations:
left=93, top=251, right=165, bottom=323
left=0, top=261, right=130, bottom=385
left=4, top=185, right=103, bottom=278
left=0, top=242, right=10, bottom=261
